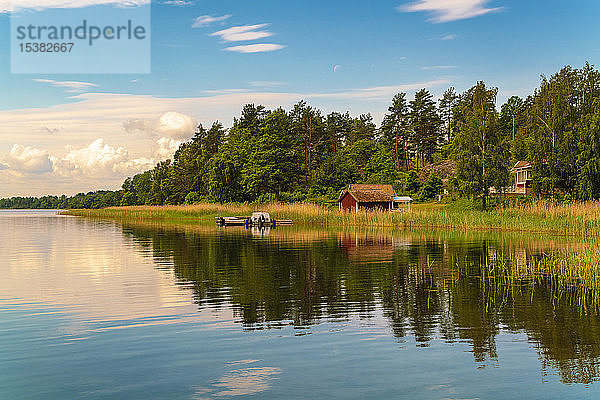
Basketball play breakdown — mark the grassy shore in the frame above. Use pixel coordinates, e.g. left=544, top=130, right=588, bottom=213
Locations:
left=64, top=200, right=600, bottom=236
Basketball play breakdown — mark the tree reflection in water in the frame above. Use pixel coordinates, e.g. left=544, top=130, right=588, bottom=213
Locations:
left=122, top=224, right=600, bottom=385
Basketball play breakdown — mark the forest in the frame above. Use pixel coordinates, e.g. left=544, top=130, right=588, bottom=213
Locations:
left=3, top=63, right=600, bottom=209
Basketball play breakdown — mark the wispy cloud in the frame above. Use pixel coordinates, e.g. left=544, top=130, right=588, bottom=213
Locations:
left=163, top=0, right=193, bottom=5
left=224, top=44, right=285, bottom=53
left=421, top=65, right=456, bottom=70
left=1, top=0, right=148, bottom=13
left=441, top=34, right=458, bottom=40
left=192, top=14, right=232, bottom=28
left=398, top=0, right=502, bottom=23
left=311, top=79, right=450, bottom=100
left=203, top=88, right=251, bottom=95
left=211, top=24, right=273, bottom=42
left=249, top=81, right=285, bottom=88
left=33, top=79, right=99, bottom=93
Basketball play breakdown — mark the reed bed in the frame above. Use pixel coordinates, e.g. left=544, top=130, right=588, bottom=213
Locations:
left=440, top=240, right=600, bottom=314
left=65, top=200, right=600, bottom=236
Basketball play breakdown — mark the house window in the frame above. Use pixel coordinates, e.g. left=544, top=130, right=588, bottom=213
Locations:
left=526, top=170, right=531, bottom=180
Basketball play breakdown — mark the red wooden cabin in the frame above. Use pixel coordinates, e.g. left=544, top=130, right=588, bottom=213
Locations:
left=337, top=184, right=398, bottom=212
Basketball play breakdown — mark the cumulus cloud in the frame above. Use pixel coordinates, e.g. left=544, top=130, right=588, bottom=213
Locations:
left=192, top=14, right=232, bottom=28
left=211, top=24, right=273, bottom=42
left=7, top=144, right=53, bottom=174
left=224, top=44, right=285, bottom=53
left=154, top=137, right=183, bottom=160
left=33, top=79, right=99, bottom=93
left=53, top=139, right=155, bottom=177
left=2, top=137, right=172, bottom=187
left=123, top=112, right=197, bottom=139
left=398, top=0, right=502, bottom=23
left=1, top=0, right=148, bottom=13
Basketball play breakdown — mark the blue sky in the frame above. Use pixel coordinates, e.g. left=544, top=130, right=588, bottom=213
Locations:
left=0, top=0, right=599, bottom=196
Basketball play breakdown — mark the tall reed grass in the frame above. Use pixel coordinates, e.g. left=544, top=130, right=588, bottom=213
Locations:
left=64, top=199, right=600, bottom=236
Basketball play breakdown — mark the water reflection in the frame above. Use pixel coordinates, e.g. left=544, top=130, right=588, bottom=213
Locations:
left=121, top=223, right=600, bottom=384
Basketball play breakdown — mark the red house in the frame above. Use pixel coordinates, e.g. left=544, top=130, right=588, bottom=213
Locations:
left=337, top=184, right=398, bottom=212
left=510, top=161, right=533, bottom=195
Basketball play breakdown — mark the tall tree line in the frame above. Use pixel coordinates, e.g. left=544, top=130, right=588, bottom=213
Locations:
left=4, top=63, right=600, bottom=209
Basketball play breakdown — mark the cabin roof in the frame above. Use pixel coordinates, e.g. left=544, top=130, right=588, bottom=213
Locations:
left=394, top=196, right=413, bottom=202
left=511, top=161, right=533, bottom=172
left=338, top=184, right=398, bottom=203
left=348, top=184, right=397, bottom=197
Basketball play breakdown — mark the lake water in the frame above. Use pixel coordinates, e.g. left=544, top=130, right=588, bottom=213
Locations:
left=2, top=210, right=600, bottom=399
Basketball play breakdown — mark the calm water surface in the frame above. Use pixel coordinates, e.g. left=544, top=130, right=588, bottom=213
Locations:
left=2, top=210, right=600, bottom=399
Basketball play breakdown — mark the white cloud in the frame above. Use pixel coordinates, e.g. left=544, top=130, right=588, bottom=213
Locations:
left=33, top=79, right=99, bottom=93
left=112, top=157, right=156, bottom=175
left=441, top=34, right=458, bottom=40
left=154, top=137, right=182, bottom=160
left=204, top=88, right=250, bottom=95
left=7, top=144, right=53, bottom=174
left=211, top=24, right=273, bottom=42
left=192, top=14, right=232, bottom=28
left=1, top=0, right=148, bottom=13
left=224, top=44, right=285, bottom=53
left=123, top=111, right=197, bottom=140
left=53, top=138, right=155, bottom=177
left=398, top=0, right=502, bottom=23
left=249, top=81, right=284, bottom=88
left=0, top=163, right=8, bottom=170
left=163, top=0, right=193, bottom=5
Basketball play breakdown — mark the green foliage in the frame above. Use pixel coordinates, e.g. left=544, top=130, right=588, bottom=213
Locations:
left=453, top=82, right=509, bottom=208
left=410, top=89, right=442, bottom=169
left=120, top=191, right=138, bottom=206
left=402, top=170, right=421, bottom=194
left=184, top=191, right=203, bottom=204
left=417, top=175, right=443, bottom=201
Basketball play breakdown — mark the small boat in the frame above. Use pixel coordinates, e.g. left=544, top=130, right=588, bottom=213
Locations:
left=216, top=212, right=292, bottom=228
left=215, top=216, right=247, bottom=226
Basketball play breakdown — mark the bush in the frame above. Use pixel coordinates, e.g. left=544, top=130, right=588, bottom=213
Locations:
left=417, top=176, right=443, bottom=201
left=120, top=191, right=138, bottom=206
left=403, top=170, right=421, bottom=194
left=184, top=191, right=203, bottom=204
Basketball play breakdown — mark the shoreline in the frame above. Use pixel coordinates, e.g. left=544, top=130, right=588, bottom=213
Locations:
left=61, top=201, right=600, bottom=237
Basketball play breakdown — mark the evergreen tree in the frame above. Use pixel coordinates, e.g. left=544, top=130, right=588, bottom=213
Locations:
left=381, top=93, right=411, bottom=171
left=453, top=82, right=509, bottom=208
left=409, top=89, right=442, bottom=169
